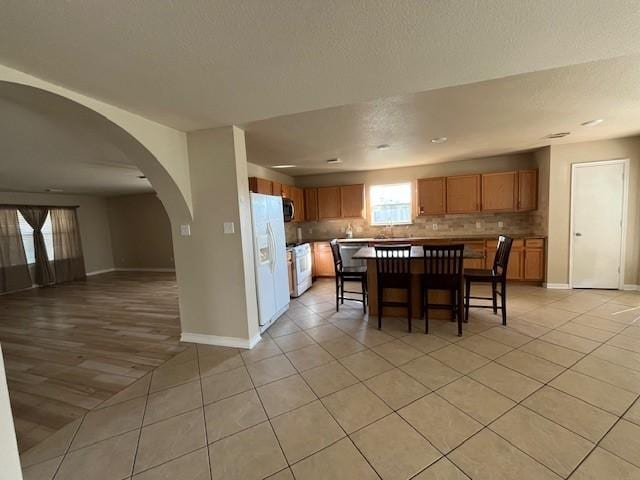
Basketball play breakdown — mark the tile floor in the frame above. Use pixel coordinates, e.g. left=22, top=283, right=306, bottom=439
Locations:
left=19, top=280, right=640, bottom=479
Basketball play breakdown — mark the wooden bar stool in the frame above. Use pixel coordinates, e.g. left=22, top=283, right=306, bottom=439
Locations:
left=422, top=244, right=465, bottom=336
left=464, top=235, right=513, bottom=325
left=374, top=244, right=412, bottom=332
left=330, top=240, right=367, bottom=313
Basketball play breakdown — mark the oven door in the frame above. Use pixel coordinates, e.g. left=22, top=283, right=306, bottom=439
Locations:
left=294, top=245, right=312, bottom=282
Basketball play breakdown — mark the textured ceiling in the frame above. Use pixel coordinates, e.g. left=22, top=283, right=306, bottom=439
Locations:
left=0, top=82, right=152, bottom=195
left=1, top=1, right=639, bottom=130
left=244, top=56, right=640, bottom=176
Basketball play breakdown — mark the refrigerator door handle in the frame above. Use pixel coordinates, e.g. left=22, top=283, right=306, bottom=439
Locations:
left=267, top=222, right=276, bottom=273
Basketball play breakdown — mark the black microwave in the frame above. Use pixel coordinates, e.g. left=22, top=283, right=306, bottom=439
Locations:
left=283, top=198, right=294, bottom=222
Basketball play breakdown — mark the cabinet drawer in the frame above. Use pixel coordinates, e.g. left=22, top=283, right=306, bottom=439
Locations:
left=525, top=238, right=544, bottom=248
left=511, top=239, right=524, bottom=249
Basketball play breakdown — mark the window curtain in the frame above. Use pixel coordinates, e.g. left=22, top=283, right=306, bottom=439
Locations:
left=18, top=206, right=55, bottom=286
left=51, top=208, right=86, bottom=283
left=0, top=208, right=32, bottom=293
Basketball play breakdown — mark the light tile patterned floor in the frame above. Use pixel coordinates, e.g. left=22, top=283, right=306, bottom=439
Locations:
left=20, top=280, right=640, bottom=479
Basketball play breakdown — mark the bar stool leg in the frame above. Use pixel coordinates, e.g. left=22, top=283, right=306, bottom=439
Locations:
left=464, top=278, right=471, bottom=321
left=492, top=280, right=498, bottom=314
left=423, top=287, right=429, bottom=334
left=501, top=280, right=507, bottom=326
left=377, top=286, right=383, bottom=330
left=407, top=281, right=412, bottom=333
left=340, top=276, right=345, bottom=305
left=335, top=275, right=340, bottom=312
left=457, top=287, right=463, bottom=336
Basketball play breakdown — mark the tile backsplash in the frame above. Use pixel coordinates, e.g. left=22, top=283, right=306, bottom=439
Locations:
left=286, top=212, right=545, bottom=243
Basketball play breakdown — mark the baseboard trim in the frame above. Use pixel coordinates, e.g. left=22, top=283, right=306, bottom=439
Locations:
left=180, top=332, right=262, bottom=350
left=623, top=284, right=640, bottom=291
left=544, top=283, right=571, bottom=289
left=86, top=268, right=116, bottom=277
left=115, top=268, right=176, bottom=273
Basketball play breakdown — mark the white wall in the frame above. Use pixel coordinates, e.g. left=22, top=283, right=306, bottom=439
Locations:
left=0, top=192, right=114, bottom=274
left=0, top=346, right=22, bottom=480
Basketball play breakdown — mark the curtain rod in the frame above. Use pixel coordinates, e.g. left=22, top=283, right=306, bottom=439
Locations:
left=0, top=204, right=79, bottom=209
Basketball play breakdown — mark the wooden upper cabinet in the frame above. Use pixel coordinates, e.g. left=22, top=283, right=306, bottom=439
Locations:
left=304, top=188, right=319, bottom=221
left=481, top=171, right=517, bottom=212
left=248, top=177, right=272, bottom=195
left=290, top=186, right=304, bottom=223
left=446, top=174, right=481, bottom=213
left=281, top=184, right=292, bottom=199
left=518, top=170, right=538, bottom=211
left=271, top=181, right=282, bottom=197
left=417, top=177, right=446, bottom=215
left=317, top=186, right=341, bottom=219
left=340, top=184, right=365, bottom=218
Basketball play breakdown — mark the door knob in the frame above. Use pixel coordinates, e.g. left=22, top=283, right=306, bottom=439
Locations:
left=575, top=232, right=582, bottom=237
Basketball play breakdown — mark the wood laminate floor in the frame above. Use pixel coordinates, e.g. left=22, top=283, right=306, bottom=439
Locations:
left=0, top=271, right=183, bottom=452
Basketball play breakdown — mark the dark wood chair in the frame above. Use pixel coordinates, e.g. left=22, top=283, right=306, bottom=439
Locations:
left=464, top=235, right=513, bottom=325
left=422, top=244, right=465, bottom=336
left=330, top=239, right=367, bottom=313
left=374, top=244, right=412, bottom=332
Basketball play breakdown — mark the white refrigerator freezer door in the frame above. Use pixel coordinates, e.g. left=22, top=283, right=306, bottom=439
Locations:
left=267, top=195, right=290, bottom=314
left=251, top=193, right=277, bottom=326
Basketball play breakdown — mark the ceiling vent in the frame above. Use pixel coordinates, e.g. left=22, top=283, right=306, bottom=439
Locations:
left=326, top=158, right=342, bottom=164
left=546, top=132, right=571, bottom=139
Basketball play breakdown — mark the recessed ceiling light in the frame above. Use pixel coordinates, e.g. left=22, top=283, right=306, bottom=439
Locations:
left=581, top=119, right=604, bottom=127
left=45, top=188, right=64, bottom=193
left=137, top=175, right=147, bottom=179
left=376, top=144, right=391, bottom=150
left=326, top=158, right=342, bottom=164
left=272, top=164, right=296, bottom=169
left=431, top=137, right=448, bottom=144
left=546, top=132, right=571, bottom=139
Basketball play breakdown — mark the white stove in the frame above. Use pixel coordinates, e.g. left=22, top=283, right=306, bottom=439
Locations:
left=290, top=243, right=312, bottom=297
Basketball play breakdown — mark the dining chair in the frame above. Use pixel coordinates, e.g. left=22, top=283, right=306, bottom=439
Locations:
left=374, top=244, right=412, bottom=332
left=330, top=239, right=367, bottom=313
left=464, top=235, right=513, bottom=325
left=422, top=244, right=465, bottom=336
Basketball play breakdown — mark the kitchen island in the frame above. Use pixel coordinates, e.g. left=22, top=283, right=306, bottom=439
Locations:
left=353, top=245, right=484, bottom=320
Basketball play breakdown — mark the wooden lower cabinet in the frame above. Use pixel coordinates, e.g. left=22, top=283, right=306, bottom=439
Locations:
left=484, top=238, right=543, bottom=281
left=523, top=239, right=545, bottom=281
left=313, top=242, right=335, bottom=277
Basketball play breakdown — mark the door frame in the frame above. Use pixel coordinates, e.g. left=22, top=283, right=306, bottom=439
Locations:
left=569, top=158, right=629, bottom=290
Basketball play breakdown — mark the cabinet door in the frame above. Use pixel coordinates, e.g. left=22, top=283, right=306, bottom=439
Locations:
left=524, top=248, right=544, bottom=280
left=417, top=177, right=446, bottom=215
left=281, top=184, right=291, bottom=199
left=506, top=248, right=524, bottom=280
left=304, top=188, right=318, bottom=221
left=249, top=177, right=272, bottom=195
left=291, top=187, right=304, bottom=223
left=463, top=241, right=485, bottom=269
left=481, top=171, right=517, bottom=212
left=340, top=184, right=365, bottom=218
left=318, top=186, right=341, bottom=219
left=518, top=170, right=538, bottom=211
left=272, top=181, right=282, bottom=197
left=313, top=242, right=335, bottom=277
left=446, top=175, right=481, bottom=213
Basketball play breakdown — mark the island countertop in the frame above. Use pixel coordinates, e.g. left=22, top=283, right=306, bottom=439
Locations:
left=352, top=245, right=484, bottom=259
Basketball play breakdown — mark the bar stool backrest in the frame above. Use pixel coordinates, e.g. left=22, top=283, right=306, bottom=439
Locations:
left=422, top=244, right=464, bottom=278
left=493, top=235, right=513, bottom=278
left=374, top=244, right=412, bottom=275
left=330, top=239, right=343, bottom=273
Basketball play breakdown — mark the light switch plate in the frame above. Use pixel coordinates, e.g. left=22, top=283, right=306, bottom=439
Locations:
left=498, top=221, right=504, bottom=228
left=180, top=224, right=191, bottom=236
left=223, top=222, right=235, bottom=234
left=432, top=223, right=438, bottom=231
left=475, top=221, right=482, bottom=230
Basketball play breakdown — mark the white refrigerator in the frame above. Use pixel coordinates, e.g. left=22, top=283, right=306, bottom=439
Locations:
left=250, top=193, right=290, bottom=331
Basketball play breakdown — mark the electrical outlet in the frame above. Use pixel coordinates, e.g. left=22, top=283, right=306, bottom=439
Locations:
left=498, top=221, right=504, bottom=228
left=475, top=221, right=482, bottom=230
left=432, top=223, right=438, bottom=231
left=180, top=224, right=191, bottom=236
left=223, top=222, right=235, bottom=234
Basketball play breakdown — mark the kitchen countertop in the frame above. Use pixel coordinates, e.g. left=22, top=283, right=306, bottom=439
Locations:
left=300, top=234, right=546, bottom=243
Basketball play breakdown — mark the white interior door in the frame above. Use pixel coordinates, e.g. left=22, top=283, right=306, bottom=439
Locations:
left=571, top=161, right=625, bottom=289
